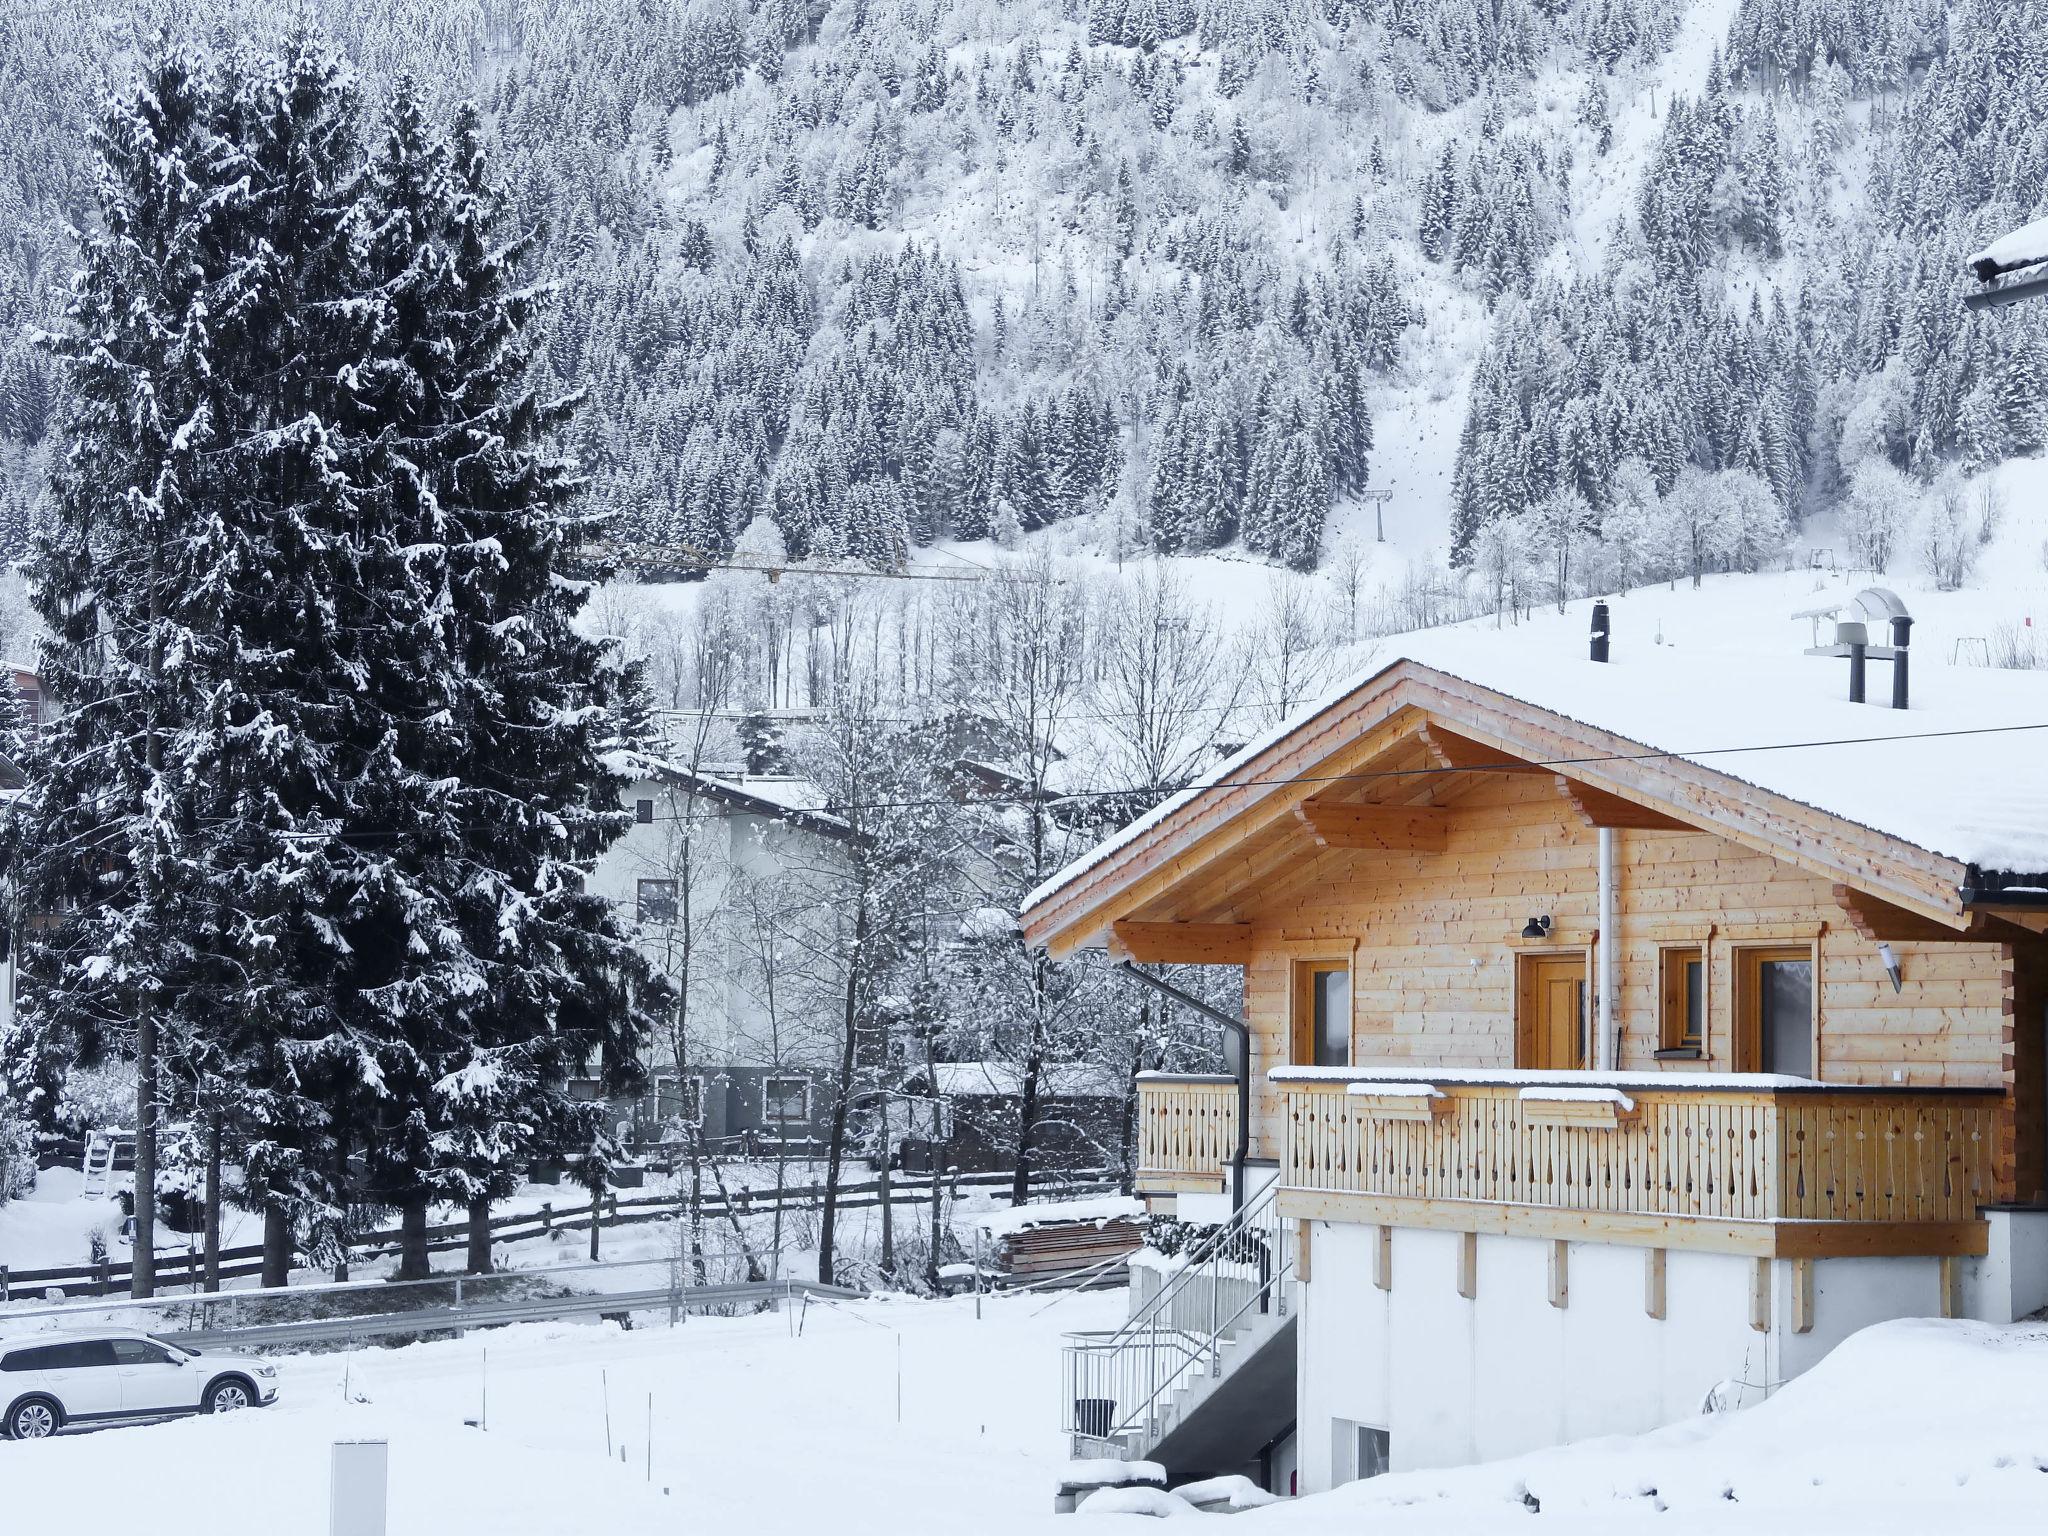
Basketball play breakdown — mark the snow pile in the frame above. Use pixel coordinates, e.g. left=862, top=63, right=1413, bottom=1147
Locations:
left=971, top=1195, right=1143, bottom=1239
left=1244, top=1319, right=2048, bottom=1533
left=1175, top=1474, right=1280, bottom=1511
left=1345, top=1082, right=1443, bottom=1099
left=1077, top=1485, right=1197, bottom=1518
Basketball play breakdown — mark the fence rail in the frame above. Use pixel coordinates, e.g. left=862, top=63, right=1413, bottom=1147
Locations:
left=0, top=1166, right=1117, bottom=1301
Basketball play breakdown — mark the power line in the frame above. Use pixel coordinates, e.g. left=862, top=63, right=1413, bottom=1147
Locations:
left=30, top=720, right=2048, bottom=843
left=555, top=717, right=2048, bottom=831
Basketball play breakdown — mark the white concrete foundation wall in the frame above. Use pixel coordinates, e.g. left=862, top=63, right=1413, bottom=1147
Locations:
left=1959, top=1209, right=2048, bottom=1324
left=1296, top=1222, right=1950, bottom=1494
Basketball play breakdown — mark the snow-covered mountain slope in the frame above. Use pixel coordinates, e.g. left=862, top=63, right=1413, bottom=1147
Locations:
left=3, top=0, right=2045, bottom=585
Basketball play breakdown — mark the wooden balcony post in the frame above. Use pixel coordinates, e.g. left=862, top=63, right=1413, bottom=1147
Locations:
left=1547, top=1240, right=1569, bottom=1309
left=1644, top=1248, right=1666, bottom=1320
left=1456, top=1231, right=1477, bottom=1300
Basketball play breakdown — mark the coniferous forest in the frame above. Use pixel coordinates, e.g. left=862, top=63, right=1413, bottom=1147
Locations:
left=1, top=0, right=2044, bottom=582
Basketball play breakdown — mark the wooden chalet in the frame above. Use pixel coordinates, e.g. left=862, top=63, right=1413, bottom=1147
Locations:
left=1025, top=627, right=2048, bottom=1493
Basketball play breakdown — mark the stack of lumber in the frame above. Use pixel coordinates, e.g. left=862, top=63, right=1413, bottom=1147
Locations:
left=972, top=1195, right=1144, bottom=1286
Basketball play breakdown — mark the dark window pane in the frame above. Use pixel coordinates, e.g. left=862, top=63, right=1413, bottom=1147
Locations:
left=47, top=1341, right=117, bottom=1369
left=1683, top=959, right=1704, bottom=1047
left=1358, top=1426, right=1390, bottom=1479
left=1760, top=959, right=1813, bottom=1076
left=637, top=879, right=678, bottom=924
left=1313, top=969, right=1349, bottom=1067
left=766, top=1079, right=807, bottom=1121
left=112, top=1339, right=173, bottom=1366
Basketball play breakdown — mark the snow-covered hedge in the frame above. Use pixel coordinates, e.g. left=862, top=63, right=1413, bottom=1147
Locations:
left=0, top=1094, right=35, bottom=1203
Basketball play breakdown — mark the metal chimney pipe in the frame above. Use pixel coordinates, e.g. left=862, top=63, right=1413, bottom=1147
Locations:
left=1890, top=615, right=1913, bottom=709
left=1837, top=620, right=1868, bottom=703
left=1589, top=601, right=1610, bottom=663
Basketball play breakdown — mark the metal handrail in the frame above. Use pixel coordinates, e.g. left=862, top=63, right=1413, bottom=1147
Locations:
left=1106, top=1182, right=1277, bottom=1346
left=1061, top=1183, right=1291, bottom=1446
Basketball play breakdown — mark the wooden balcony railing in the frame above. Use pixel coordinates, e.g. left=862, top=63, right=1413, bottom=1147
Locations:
left=1270, top=1070, right=1998, bottom=1256
left=1134, top=1073, right=1239, bottom=1194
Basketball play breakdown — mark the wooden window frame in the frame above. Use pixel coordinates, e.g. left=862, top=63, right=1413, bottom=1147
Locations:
left=1732, top=941, right=1821, bottom=1078
left=1514, top=947, right=1590, bottom=1071
left=1656, top=943, right=1708, bottom=1058
left=1290, top=958, right=1355, bottom=1068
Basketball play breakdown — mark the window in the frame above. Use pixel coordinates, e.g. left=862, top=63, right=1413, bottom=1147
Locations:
left=764, top=1077, right=810, bottom=1122
left=1736, top=945, right=1816, bottom=1077
left=636, top=879, right=678, bottom=924
left=1331, top=1418, right=1390, bottom=1484
left=1659, top=947, right=1705, bottom=1055
left=653, top=1074, right=704, bottom=1126
left=635, top=798, right=656, bottom=825
left=111, top=1338, right=175, bottom=1366
left=1293, top=963, right=1351, bottom=1067
left=17, top=1341, right=117, bottom=1371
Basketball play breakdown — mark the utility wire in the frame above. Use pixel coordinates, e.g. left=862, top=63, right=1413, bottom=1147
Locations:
left=138, top=717, right=2048, bottom=840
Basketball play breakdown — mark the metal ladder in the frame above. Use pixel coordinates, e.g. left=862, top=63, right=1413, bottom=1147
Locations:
left=1061, top=1181, right=1291, bottom=1452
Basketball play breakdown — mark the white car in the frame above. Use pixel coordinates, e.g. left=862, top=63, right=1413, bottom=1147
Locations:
left=0, top=1328, right=279, bottom=1438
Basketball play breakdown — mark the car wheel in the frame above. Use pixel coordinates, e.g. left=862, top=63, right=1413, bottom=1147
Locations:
left=7, top=1398, right=60, bottom=1440
left=204, top=1379, right=253, bottom=1414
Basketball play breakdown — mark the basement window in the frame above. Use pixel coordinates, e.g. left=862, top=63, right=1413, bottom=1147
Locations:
left=1331, top=1419, right=1390, bottom=1483
left=1658, top=946, right=1705, bottom=1056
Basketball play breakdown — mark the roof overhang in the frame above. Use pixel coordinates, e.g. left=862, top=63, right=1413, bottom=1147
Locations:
left=1021, top=661, right=1981, bottom=958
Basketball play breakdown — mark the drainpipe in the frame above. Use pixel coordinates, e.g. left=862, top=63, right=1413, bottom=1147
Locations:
left=1597, top=828, right=1617, bottom=1072
left=1116, top=960, right=1251, bottom=1211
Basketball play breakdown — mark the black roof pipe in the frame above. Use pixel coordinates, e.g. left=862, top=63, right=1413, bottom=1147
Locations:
left=1116, top=959, right=1252, bottom=1212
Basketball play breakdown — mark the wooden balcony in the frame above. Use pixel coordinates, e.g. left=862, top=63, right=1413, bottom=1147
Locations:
left=1134, top=1073, right=1239, bottom=1195
left=1270, top=1071, right=1998, bottom=1257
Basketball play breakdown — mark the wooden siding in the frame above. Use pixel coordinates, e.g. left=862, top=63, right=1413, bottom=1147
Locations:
left=1235, top=775, right=2014, bottom=1177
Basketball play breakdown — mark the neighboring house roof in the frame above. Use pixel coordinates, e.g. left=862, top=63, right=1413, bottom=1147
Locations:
left=922, top=1061, right=1127, bottom=1100
left=643, top=765, right=867, bottom=845
left=1970, top=214, right=2048, bottom=280
left=1021, top=622, right=2048, bottom=954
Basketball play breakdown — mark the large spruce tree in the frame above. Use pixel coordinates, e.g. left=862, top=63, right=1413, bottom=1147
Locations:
left=9, top=38, right=657, bottom=1293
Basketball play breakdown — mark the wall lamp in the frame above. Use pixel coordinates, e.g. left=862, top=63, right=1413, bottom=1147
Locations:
left=1877, top=942, right=1903, bottom=993
left=1520, top=915, right=1553, bottom=940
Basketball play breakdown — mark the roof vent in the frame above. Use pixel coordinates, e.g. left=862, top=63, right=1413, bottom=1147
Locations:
left=1800, top=590, right=1913, bottom=709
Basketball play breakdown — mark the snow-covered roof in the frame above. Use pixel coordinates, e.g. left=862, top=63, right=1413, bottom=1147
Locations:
left=927, top=1061, right=1125, bottom=1099
left=1024, top=618, right=2048, bottom=920
left=1970, top=214, right=2048, bottom=280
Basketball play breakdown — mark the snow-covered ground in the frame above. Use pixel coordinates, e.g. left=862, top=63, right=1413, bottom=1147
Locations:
left=3, top=1291, right=2045, bottom=1534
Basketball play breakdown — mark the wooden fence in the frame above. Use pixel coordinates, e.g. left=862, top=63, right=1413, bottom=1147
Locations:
left=0, top=1166, right=1115, bottom=1301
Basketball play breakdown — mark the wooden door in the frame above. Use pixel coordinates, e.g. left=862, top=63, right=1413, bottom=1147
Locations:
left=1517, top=953, right=1587, bottom=1071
